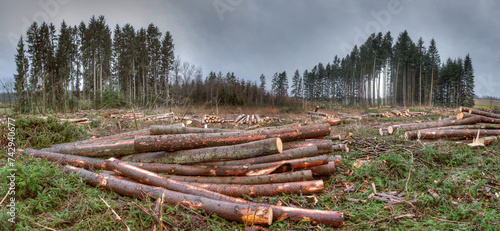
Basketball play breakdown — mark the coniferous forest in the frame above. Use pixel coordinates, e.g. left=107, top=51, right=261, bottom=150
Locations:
left=13, top=16, right=475, bottom=113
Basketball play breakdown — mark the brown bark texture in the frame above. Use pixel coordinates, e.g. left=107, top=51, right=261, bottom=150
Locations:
left=150, top=125, right=239, bottom=135
left=200, top=146, right=318, bottom=166
left=122, top=138, right=283, bottom=164
left=388, top=116, right=484, bottom=134
left=282, top=139, right=333, bottom=154
left=42, top=139, right=136, bottom=157
left=134, top=124, right=331, bottom=153
left=189, top=180, right=324, bottom=197
left=416, top=129, right=500, bottom=140
left=166, top=170, right=314, bottom=185
left=51, top=129, right=150, bottom=148
left=63, top=165, right=273, bottom=225
left=460, top=106, right=500, bottom=119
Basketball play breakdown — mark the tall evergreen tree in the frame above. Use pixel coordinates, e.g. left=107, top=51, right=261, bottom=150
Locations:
left=291, top=69, right=302, bottom=99
left=14, top=36, right=29, bottom=112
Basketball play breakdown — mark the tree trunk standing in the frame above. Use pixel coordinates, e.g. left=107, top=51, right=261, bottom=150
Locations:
left=100, top=58, right=102, bottom=98
left=429, top=68, right=434, bottom=106
left=403, top=63, right=406, bottom=107
left=372, top=54, right=376, bottom=106
left=419, top=61, right=422, bottom=106
left=384, top=60, right=388, bottom=105
left=394, top=61, right=399, bottom=105
left=93, top=52, right=96, bottom=100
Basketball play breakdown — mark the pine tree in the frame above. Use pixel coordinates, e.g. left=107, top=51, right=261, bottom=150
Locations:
left=427, top=38, right=440, bottom=106
left=14, top=36, right=29, bottom=112
left=463, top=54, right=475, bottom=107
left=161, top=31, right=174, bottom=106
left=259, top=74, right=266, bottom=105
left=291, top=69, right=302, bottom=99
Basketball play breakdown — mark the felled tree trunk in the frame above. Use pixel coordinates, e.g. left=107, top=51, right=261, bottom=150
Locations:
left=388, top=116, right=484, bottom=134
left=122, top=138, right=283, bottom=164
left=416, top=129, right=500, bottom=140
left=64, top=165, right=343, bottom=227
left=50, top=129, right=150, bottom=148
left=26, top=149, right=107, bottom=169
left=42, top=139, right=136, bottom=157
left=167, top=170, right=314, bottom=185
left=63, top=165, right=273, bottom=225
left=460, top=106, right=500, bottom=119
left=135, top=124, right=331, bottom=153
left=332, top=144, right=349, bottom=152
left=150, top=125, right=239, bottom=135
left=200, top=146, right=318, bottom=166
left=282, top=140, right=333, bottom=154
left=189, top=180, right=324, bottom=197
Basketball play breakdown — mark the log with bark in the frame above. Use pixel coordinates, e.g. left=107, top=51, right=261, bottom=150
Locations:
left=245, top=155, right=329, bottom=174
left=432, top=123, right=500, bottom=130
left=121, top=138, right=283, bottom=164
left=150, top=125, right=240, bottom=135
left=63, top=165, right=273, bottom=225
left=282, top=139, right=333, bottom=154
left=50, top=129, right=150, bottom=148
left=166, top=170, right=314, bottom=185
left=65, top=166, right=343, bottom=227
left=414, top=129, right=500, bottom=140
left=189, top=180, right=324, bottom=197
left=134, top=123, right=331, bottom=153
left=379, top=128, right=389, bottom=136
left=388, top=115, right=484, bottom=134
left=26, top=149, right=279, bottom=176
left=460, top=106, right=500, bottom=119
left=42, top=139, right=136, bottom=157
left=332, top=144, right=349, bottom=152
left=198, top=146, right=318, bottom=166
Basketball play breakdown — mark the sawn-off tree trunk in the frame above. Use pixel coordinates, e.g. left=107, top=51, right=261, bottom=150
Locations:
left=121, top=138, right=283, bottom=164
left=134, top=123, right=331, bottom=153
left=416, top=129, right=500, bottom=140
left=50, top=129, right=150, bottom=148
left=460, top=106, right=500, bottom=119
left=64, top=165, right=343, bottom=227
left=42, top=139, right=136, bottom=157
left=388, top=115, right=484, bottom=134
left=282, top=139, right=333, bottom=154
left=166, top=170, right=314, bottom=185
left=63, top=165, right=273, bottom=225
left=150, top=125, right=240, bottom=135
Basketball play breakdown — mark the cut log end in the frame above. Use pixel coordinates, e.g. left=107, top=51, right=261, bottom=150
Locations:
left=276, top=138, right=283, bottom=153
left=387, top=126, right=395, bottom=134
left=242, top=207, right=273, bottom=226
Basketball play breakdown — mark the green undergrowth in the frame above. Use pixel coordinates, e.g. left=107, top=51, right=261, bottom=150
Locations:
left=0, top=113, right=499, bottom=230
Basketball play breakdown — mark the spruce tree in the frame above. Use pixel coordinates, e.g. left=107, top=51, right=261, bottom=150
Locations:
left=14, top=36, right=29, bottom=112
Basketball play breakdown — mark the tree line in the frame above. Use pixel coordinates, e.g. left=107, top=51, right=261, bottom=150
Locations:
left=281, top=31, right=475, bottom=108
left=13, top=16, right=475, bottom=113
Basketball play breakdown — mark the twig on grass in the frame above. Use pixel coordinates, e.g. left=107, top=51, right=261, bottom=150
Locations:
left=100, top=196, right=131, bottom=231
left=31, top=221, right=57, bottom=231
left=428, top=215, right=470, bottom=225
left=0, top=190, right=10, bottom=206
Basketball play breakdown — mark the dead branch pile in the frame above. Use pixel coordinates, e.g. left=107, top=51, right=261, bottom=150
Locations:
left=27, top=122, right=346, bottom=227
left=379, top=106, right=500, bottom=147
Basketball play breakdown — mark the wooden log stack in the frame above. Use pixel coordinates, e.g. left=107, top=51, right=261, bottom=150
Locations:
left=26, top=122, right=345, bottom=227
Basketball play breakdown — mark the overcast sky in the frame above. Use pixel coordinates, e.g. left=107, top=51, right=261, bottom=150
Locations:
left=1, top=0, right=499, bottom=97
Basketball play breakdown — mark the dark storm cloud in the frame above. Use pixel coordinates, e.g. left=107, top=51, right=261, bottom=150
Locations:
left=1, top=0, right=499, bottom=96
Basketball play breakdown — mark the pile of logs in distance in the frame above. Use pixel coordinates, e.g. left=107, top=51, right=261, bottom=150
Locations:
left=235, top=114, right=269, bottom=125
left=27, top=122, right=346, bottom=227
left=379, top=106, right=500, bottom=146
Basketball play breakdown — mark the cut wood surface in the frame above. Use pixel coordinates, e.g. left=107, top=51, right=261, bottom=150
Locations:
left=416, top=129, right=500, bottom=140
left=166, top=170, right=314, bottom=185
left=50, top=129, right=150, bottom=148
left=189, top=180, right=324, bottom=197
left=122, top=138, right=283, bottom=164
left=134, top=123, right=331, bottom=153
left=150, top=125, right=239, bottom=135
left=63, top=165, right=273, bottom=225
left=200, top=146, right=318, bottom=166
left=379, top=128, right=389, bottom=136
left=332, top=144, right=349, bottom=152
left=282, top=139, right=333, bottom=154
left=460, top=106, right=500, bottom=119
left=42, top=139, right=136, bottom=157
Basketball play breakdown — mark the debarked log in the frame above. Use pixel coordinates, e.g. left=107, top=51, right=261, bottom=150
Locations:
left=416, top=129, right=500, bottom=140
left=134, top=123, right=331, bottom=153
left=199, top=146, right=318, bottom=166
left=122, top=138, right=283, bottom=164
left=42, top=139, right=136, bottom=157
left=63, top=165, right=273, bottom=225
left=150, top=125, right=240, bottom=135
left=189, top=180, right=324, bottom=197
left=165, top=170, right=314, bottom=185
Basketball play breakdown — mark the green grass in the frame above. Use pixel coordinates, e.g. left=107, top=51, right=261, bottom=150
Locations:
left=1, top=112, right=499, bottom=230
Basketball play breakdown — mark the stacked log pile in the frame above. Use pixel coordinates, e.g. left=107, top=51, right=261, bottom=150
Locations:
left=379, top=106, right=500, bottom=146
left=27, top=122, right=345, bottom=227
left=202, top=115, right=228, bottom=124
left=235, top=114, right=272, bottom=125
